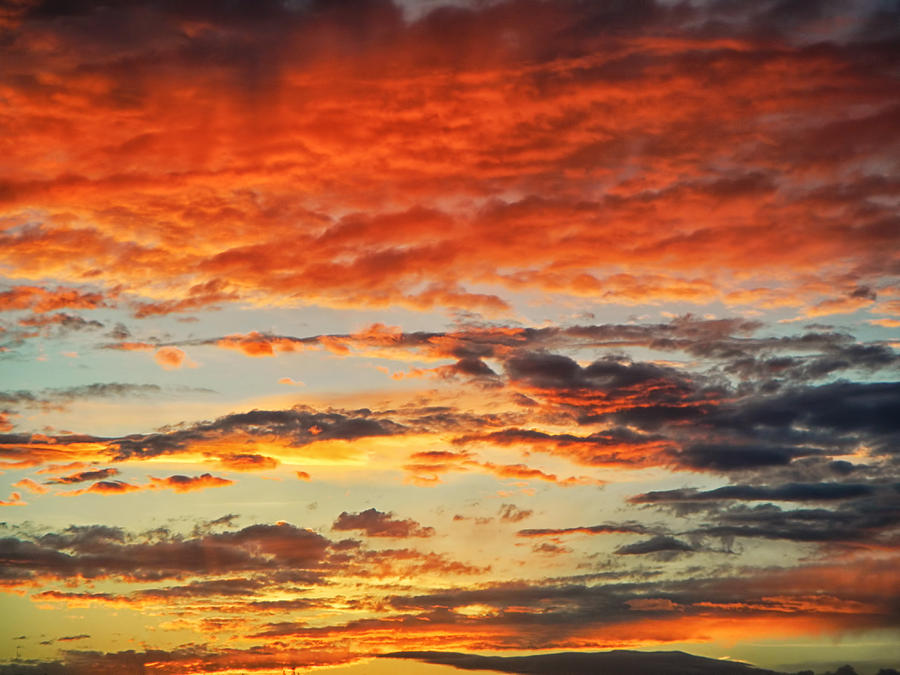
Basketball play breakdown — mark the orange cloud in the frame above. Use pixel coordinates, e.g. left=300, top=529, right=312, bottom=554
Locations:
left=218, top=453, right=279, bottom=471
left=12, top=477, right=49, bottom=494
left=0, top=491, right=25, bottom=506
left=61, top=480, right=142, bottom=496
left=0, top=285, right=107, bottom=313
left=217, top=332, right=308, bottom=357
left=0, top=0, right=896, bottom=321
left=154, top=346, right=196, bottom=370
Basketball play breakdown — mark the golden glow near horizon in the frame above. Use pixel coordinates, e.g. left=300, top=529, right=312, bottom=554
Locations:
left=1, top=1, right=899, bottom=673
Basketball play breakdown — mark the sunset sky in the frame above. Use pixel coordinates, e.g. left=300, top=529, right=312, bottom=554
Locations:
left=1, top=0, right=899, bottom=673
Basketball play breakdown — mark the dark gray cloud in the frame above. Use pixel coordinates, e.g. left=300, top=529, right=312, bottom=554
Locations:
left=45, top=468, right=120, bottom=485
left=0, top=521, right=330, bottom=583
left=111, top=406, right=405, bottom=460
left=687, top=495, right=900, bottom=547
left=517, top=523, right=649, bottom=538
left=672, top=444, right=825, bottom=471
left=631, top=483, right=878, bottom=504
left=614, top=535, right=695, bottom=556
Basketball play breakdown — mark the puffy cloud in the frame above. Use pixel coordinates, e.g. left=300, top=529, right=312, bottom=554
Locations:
left=154, top=346, right=195, bottom=370
left=1, top=520, right=330, bottom=583
left=0, top=0, right=898, bottom=320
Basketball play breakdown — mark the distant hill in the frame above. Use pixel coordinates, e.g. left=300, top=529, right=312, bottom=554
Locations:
left=380, top=649, right=800, bottom=675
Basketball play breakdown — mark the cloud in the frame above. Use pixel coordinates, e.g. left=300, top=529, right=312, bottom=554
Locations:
left=17, top=312, right=103, bottom=332
left=684, top=496, right=900, bottom=547
left=0, top=285, right=107, bottom=313
left=517, top=523, right=649, bottom=538
left=109, top=406, right=405, bottom=461
left=148, top=473, right=234, bottom=493
left=46, top=468, right=120, bottom=485
left=614, top=535, right=695, bottom=556
left=630, top=483, right=877, bottom=504
left=0, top=382, right=213, bottom=431
left=61, top=480, right=141, bottom=496
left=2, top=520, right=330, bottom=583
left=217, top=454, right=279, bottom=471
left=0, top=491, right=25, bottom=506
left=498, top=504, right=532, bottom=523
left=217, top=332, right=311, bottom=357
left=332, top=508, right=435, bottom=538
left=1, top=0, right=900, bottom=666
left=0, top=0, right=898, bottom=321
left=12, top=477, right=48, bottom=494
left=154, top=346, right=196, bottom=370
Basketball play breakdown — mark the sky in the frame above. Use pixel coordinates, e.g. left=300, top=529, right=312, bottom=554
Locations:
left=0, top=0, right=899, bottom=673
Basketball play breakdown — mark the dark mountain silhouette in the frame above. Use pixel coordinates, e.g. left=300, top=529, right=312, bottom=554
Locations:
left=381, top=650, right=802, bottom=675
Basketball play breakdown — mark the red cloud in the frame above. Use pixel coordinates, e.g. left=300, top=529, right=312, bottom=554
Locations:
left=0, top=0, right=895, bottom=320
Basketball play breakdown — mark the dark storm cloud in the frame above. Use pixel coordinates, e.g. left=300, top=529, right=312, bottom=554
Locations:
left=709, top=381, right=900, bottom=438
left=631, top=482, right=878, bottom=504
left=110, top=406, right=405, bottom=460
left=504, top=352, right=721, bottom=427
left=672, top=443, right=824, bottom=471
left=687, top=495, right=900, bottom=546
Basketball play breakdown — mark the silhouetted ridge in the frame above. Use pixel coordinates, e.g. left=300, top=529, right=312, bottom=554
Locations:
left=381, top=649, right=795, bottom=675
